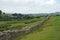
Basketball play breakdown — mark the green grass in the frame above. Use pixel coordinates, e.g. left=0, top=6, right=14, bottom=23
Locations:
left=0, top=17, right=45, bottom=31
left=14, top=16, right=60, bottom=40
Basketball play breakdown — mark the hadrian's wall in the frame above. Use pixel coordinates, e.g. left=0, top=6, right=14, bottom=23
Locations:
left=0, top=16, right=51, bottom=40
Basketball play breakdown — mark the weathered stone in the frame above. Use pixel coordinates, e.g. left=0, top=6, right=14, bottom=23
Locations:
left=0, top=16, right=50, bottom=40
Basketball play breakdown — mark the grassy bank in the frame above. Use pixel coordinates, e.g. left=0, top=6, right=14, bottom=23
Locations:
left=0, top=17, right=45, bottom=31
left=14, top=16, right=60, bottom=40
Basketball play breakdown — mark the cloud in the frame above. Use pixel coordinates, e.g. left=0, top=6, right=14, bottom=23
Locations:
left=1, top=0, right=56, bottom=6
left=0, top=0, right=60, bottom=13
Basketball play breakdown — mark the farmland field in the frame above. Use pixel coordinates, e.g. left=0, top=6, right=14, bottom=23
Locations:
left=14, top=16, right=60, bottom=40
left=0, top=17, right=45, bottom=31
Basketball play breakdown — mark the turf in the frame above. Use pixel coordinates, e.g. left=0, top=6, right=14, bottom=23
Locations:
left=14, top=16, right=60, bottom=40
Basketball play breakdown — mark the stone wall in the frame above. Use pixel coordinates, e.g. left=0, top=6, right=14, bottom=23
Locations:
left=0, top=16, right=50, bottom=40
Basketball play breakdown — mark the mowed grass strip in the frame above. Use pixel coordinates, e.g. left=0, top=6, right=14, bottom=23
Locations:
left=14, top=16, right=60, bottom=40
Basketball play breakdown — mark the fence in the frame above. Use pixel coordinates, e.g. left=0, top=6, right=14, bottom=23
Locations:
left=0, top=16, right=50, bottom=40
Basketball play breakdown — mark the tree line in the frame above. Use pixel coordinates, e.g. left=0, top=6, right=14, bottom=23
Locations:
left=0, top=10, right=41, bottom=21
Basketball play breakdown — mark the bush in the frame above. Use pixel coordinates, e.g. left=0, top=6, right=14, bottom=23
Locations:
left=0, top=24, right=11, bottom=31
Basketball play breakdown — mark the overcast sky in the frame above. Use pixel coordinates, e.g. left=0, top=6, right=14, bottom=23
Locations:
left=0, top=0, right=60, bottom=14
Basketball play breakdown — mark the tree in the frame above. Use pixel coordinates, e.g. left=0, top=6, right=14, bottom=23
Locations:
left=16, top=13, right=24, bottom=19
left=23, top=15, right=34, bottom=19
left=0, top=10, right=2, bottom=18
left=0, top=10, right=2, bottom=15
left=18, top=14, right=23, bottom=16
left=12, top=13, right=17, bottom=16
left=3, top=12, right=5, bottom=14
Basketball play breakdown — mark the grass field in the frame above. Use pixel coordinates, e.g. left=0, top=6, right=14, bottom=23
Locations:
left=14, top=16, right=60, bottom=40
left=0, top=17, right=45, bottom=31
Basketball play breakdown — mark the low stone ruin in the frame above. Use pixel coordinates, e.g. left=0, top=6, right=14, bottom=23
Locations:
left=0, top=16, right=50, bottom=40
